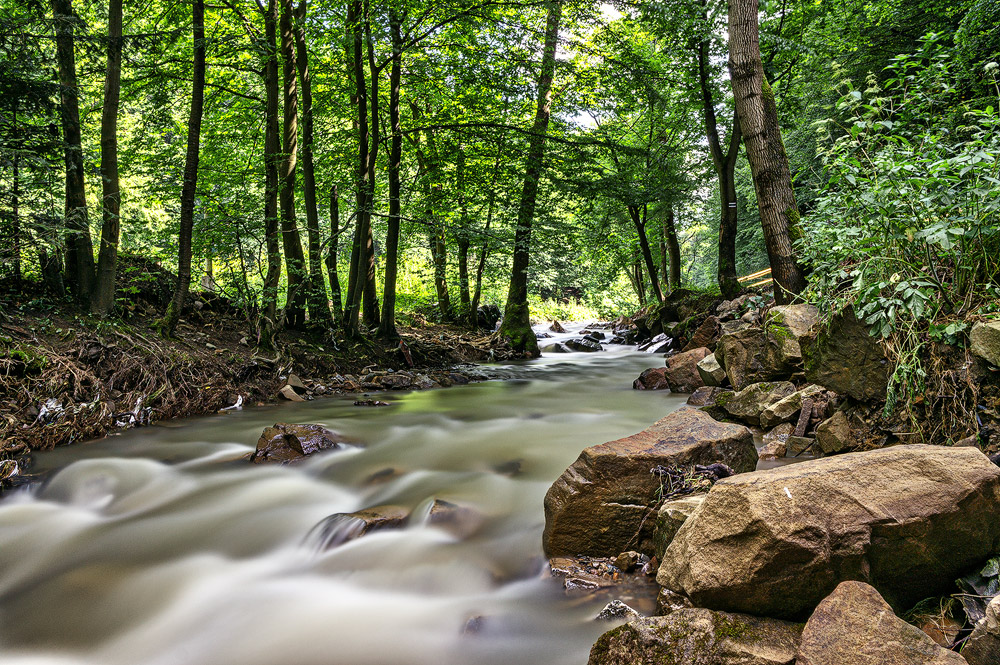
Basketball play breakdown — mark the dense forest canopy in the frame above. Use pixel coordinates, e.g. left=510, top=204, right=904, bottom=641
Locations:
left=1, top=0, right=998, bottom=354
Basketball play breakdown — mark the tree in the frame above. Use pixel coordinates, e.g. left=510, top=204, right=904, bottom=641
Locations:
left=498, top=0, right=562, bottom=356
left=728, top=0, right=805, bottom=303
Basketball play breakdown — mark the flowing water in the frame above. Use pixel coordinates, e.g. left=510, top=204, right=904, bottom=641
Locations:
left=0, top=326, right=695, bottom=665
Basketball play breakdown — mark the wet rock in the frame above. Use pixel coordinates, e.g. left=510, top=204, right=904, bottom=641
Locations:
left=681, top=316, right=721, bottom=353
left=696, top=353, right=727, bottom=387
left=567, top=338, right=604, bottom=353
left=250, top=423, right=348, bottom=464
left=633, top=367, right=671, bottom=391
left=759, top=423, right=794, bottom=459
left=658, top=445, right=1000, bottom=620
left=542, top=342, right=570, bottom=353
left=664, top=347, right=711, bottom=393
left=550, top=320, right=567, bottom=333
left=760, top=384, right=824, bottom=429
left=652, top=495, right=705, bottom=560
left=588, top=609, right=802, bottom=665
left=686, top=386, right=726, bottom=407
left=596, top=600, right=641, bottom=622
left=463, top=615, right=486, bottom=634
left=614, top=551, right=641, bottom=573
left=585, top=331, right=607, bottom=340
left=278, top=384, right=306, bottom=402
left=493, top=458, right=523, bottom=476
left=639, top=333, right=672, bottom=353
left=354, top=399, right=390, bottom=407
left=814, top=410, right=857, bottom=454
left=801, top=308, right=889, bottom=402
left=784, top=435, right=817, bottom=457
left=543, top=407, right=756, bottom=557
left=723, top=381, right=796, bottom=427
left=964, top=596, right=1000, bottom=665
left=427, top=499, right=484, bottom=539
left=311, top=504, right=410, bottom=549
left=970, top=321, right=1000, bottom=367
left=536, top=332, right=552, bottom=339
left=655, top=588, right=694, bottom=616
left=795, top=582, right=965, bottom=665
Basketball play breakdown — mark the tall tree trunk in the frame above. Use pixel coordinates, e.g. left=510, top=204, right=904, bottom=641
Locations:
left=279, top=0, right=308, bottom=328
left=498, top=0, right=561, bottom=357
left=664, top=206, right=681, bottom=290
left=627, top=203, right=664, bottom=303
left=377, top=8, right=403, bottom=339
left=327, top=184, right=343, bottom=323
left=92, top=0, right=123, bottom=315
left=160, top=0, right=206, bottom=336
left=361, top=10, right=380, bottom=328
left=455, top=145, right=471, bottom=313
left=468, top=153, right=501, bottom=328
left=728, top=0, right=806, bottom=303
left=261, top=0, right=282, bottom=337
left=10, top=132, right=19, bottom=282
left=51, top=0, right=95, bottom=304
left=293, top=0, right=332, bottom=327
left=343, top=0, right=370, bottom=336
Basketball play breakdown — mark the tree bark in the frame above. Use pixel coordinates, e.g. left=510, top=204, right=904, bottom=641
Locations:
left=261, top=0, right=282, bottom=337
left=361, top=8, right=380, bottom=328
left=327, top=184, right=343, bottom=324
left=279, top=0, right=308, bottom=328
left=728, top=0, right=806, bottom=303
left=455, top=145, right=471, bottom=312
left=377, top=8, right=403, bottom=339
left=51, top=0, right=95, bottom=304
left=664, top=206, right=681, bottom=290
left=92, top=0, right=123, bottom=315
left=160, top=0, right=206, bottom=336
left=627, top=203, right=664, bottom=303
left=294, top=0, right=332, bottom=327
left=696, top=29, right=743, bottom=299
left=498, top=0, right=561, bottom=357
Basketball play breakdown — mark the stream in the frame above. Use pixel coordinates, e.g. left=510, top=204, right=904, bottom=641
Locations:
left=0, top=325, right=692, bottom=665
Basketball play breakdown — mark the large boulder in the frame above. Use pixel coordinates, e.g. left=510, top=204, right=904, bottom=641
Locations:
left=760, top=384, right=824, bottom=429
left=682, top=316, right=721, bottom=353
left=652, top=494, right=706, bottom=559
left=801, top=308, right=890, bottom=402
left=722, top=381, right=796, bottom=427
left=250, top=423, right=348, bottom=464
left=664, top=347, right=711, bottom=393
left=658, top=445, right=1000, bottom=619
left=588, top=609, right=802, bottom=665
left=543, top=408, right=756, bottom=557
left=795, top=581, right=966, bottom=665
left=697, top=353, right=727, bottom=387
left=633, top=367, right=671, bottom=391
left=814, top=410, right=857, bottom=454
left=714, top=305, right=819, bottom=391
left=970, top=321, right=1000, bottom=367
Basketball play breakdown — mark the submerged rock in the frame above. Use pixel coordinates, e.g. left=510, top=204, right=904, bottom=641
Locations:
left=543, top=407, right=755, bottom=557
left=250, top=423, right=348, bottom=464
left=310, top=504, right=409, bottom=549
left=795, top=581, right=965, bottom=665
left=658, top=445, right=1000, bottom=620
left=588, top=608, right=802, bottom=665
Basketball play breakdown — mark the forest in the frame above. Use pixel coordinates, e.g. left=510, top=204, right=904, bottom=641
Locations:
left=2, top=0, right=1000, bottom=663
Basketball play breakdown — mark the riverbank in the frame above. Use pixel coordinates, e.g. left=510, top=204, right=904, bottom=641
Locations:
left=0, top=297, right=520, bottom=486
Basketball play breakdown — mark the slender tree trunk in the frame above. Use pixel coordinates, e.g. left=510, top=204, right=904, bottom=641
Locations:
left=455, top=145, right=471, bottom=312
left=160, top=0, right=206, bottom=336
left=343, top=0, right=368, bottom=336
left=327, top=184, right=343, bottom=323
left=10, top=140, right=20, bottom=282
left=498, top=0, right=561, bottom=357
left=627, top=203, right=664, bottom=302
left=377, top=8, right=403, bottom=339
left=696, top=4, right=743, bottom=300
left=361, top=10, right=380, bottom=328
left=92, top=0, right=123, bottom=315
left=468, top=153, right=500, bottom=327
left=664, top=206, right=681, bottom=290
left=51, top=0, right=95, bottom=304
left=279, top=0, right=308, bottom=328
left=728, top=0, right=806, bottom=303
left=294, top=0, right=332, bottom=327
left=261, top=0, right=282, bottom=336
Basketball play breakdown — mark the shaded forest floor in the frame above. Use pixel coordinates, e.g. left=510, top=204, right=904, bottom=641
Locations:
left=0, top=283, right=520, bottom=482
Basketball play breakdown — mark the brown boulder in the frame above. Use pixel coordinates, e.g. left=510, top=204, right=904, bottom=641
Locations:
left=658, top=445, right=1000, bottom=619
left=682, top=316, right=721, bottom=353
left=664, top=347, right=711, bottom=393
left=686, top=386, right=726, bottom=407
left=723, top=381, right=796, bottom=427
left=801, top=308, right=890, bottom=402
left=714, top=304, right=819, bottom=391
left=543, top=408, right=756, bottom=557
left=312, top=504, right=409, bottom=549
left=588, top=609, right=802, bottom=665
left=814, top=410, right=858, bottom=454
left=759, top=423, right=794, bottom=459
left=795, top=581, right=966, bottom=665
left=250, top=423, right=348, bottom=463
left=652, top=495, right=705, bottom=559
left=633, top=367, right=671, bottom=391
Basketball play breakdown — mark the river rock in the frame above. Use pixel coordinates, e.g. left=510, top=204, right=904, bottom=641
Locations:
left=697, top=353, right=727, bottom=387
left=964, top=596, right=1000, bottom=665
left=633, top=367, right=671, bottom=391
left=312, top=504, right=410, bottom=549
left=657, top=445, right=1000, bottom=619
left=687, top=386, right=726, bottom=407
left=723, top=381, right=796, bottom=427
left=652, top=494, right=705, bottom=559
left=250, top=423, right=348, bottom=463
left=596, top=600, right=642, bottom=622
left=550, top=320, right=567, bottom=333
left=639, top=333, right=673, bottom=353
left=588, top=609, right=802, bottom=665
left=759, top=384, right=824, bottom=429
left=543, top=407, right=756, bottom=557
left=795, top=581, right=966, bottom=665
left=664, top=347, right=711, bottom=393
left=801, top=308, right=889, bottom=402
left=542, top=342, right=570, bottom=353
left=970, top=321, right=1000, bottom=367
left=655, top=588, right=694, bottom=615
left=427, top=499, right=484, bottom=539
left=814, top=410, right=857, bottom=454
left=784, top=435, right=817, bottom=457
left=681, top=316, right=721, bottom=353
left=713, top=305, right=819, bottom=391
left=567, top=338, right=603, bottom=352
left=759, top=423, right=794, bottom=459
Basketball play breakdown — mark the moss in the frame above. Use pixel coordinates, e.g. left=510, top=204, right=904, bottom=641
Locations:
left=786, top=206, right=805, bottom=242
